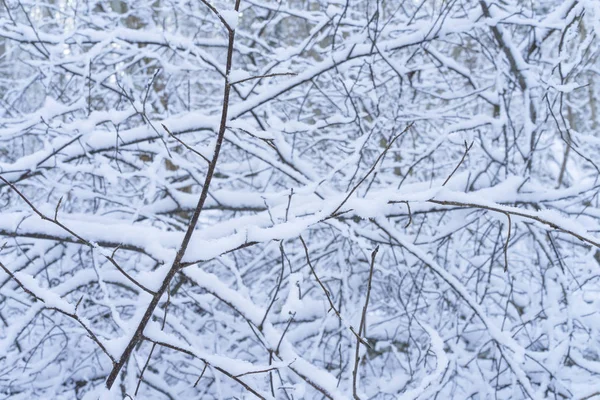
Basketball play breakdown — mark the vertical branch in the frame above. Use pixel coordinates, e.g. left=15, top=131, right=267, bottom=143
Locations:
left=352, top=246, right=378, bottom=400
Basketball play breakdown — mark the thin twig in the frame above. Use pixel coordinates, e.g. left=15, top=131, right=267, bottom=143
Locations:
left=397, top=198, right=600, bottom=249
left=135, top=343, right=156, bottom=396
left=162, top=124, right=210, bottom=164
left=352, top=246, right=379, bottom=400
left=502, top=212, right=512, bottom=272
left=442, top=140, right=474, bottom=186
left=259, top=242, right=286, bottom=330
left=105, top=0, right=243, bottom=388
left=285, top=188, right=294, bottom=222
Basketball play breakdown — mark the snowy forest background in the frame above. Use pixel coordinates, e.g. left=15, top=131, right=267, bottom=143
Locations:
left=1, top=0, right=600, bottom=399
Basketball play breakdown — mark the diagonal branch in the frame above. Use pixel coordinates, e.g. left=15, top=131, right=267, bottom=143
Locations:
left=104, top=0, right=244, bottom=389
left=352, top=246, right=378, bottom=400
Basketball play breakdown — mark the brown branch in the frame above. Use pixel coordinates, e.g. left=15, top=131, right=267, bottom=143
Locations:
left=235, top=365, right=280, bottom=378
left=162, top=123, right=210, bottom=164
left=402, top=201, right=412, bottom=228
left=105, top=0, right=243, bottom=389
left=194, top=362, right=208, bottom=387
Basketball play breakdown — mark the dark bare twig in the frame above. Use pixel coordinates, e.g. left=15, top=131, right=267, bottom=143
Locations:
left=54, top=196, right=63, bottom=221
left=352, top=246, right=379, bottom=400
left=502, top=212, right=512, bottom=272
left=18, top=1, right=50, bottom=57
left=275, top=313, right=295, bottom=354
left=179, top=240, right=259, bottom=268
left=442, top=141, right=474, bottom=186
left=545, top=96, right=600, bottom=176
left=423, top=199, right=600, bottom=249
left=259, top=242, right=286, bottom=330
left=402, top=201, right=412, bottom=228
left=135, top=343, right=156, bottom=396
left=194, top=362, right=208, bottom=387
left=285, top=188, right=294, bottom=222
left=230, top=72, right=297, bottom=85
left=235, top=365, right=280, bottom=378
left=114, top=76, right=172, bottom=158
left=0, top=175, right=85, bottom=243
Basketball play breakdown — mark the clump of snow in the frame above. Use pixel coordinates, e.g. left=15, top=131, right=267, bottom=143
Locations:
left=103, top=337, right=131, bottom=359
left=229, top=69, right=251, bottom=82
left=326, top=5, right=341, bottom=16
left=282, top=273, right=303, bottom=316
left=220, top=10, right=239, bottom=30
